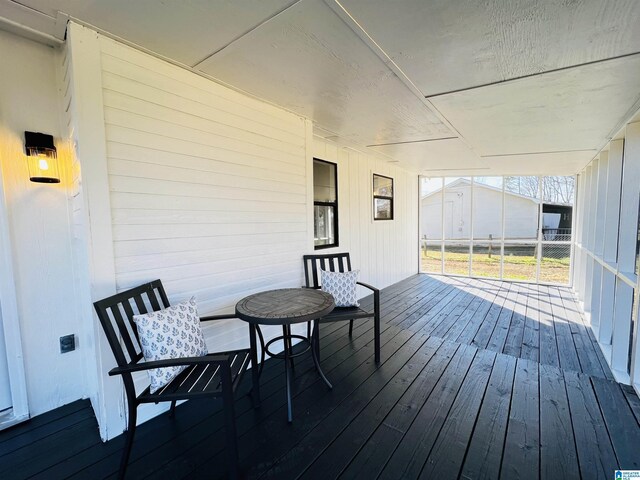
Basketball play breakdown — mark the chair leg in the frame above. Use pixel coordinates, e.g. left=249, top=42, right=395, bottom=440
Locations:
left=374, top=293, right=381, bottom=365
left=311, top=320, right=332, bottom=389
left=168, top=400, right=177, bottom=418
left=314, top=321, right=321, bottom=364
left=249, top=323, right=261, bottom=408
left=118, top=403, right=137, bottom=480
left=349, top=319, right=354, bottom=336
left=284, top=334, right=294, bottom=423
left=374, top=316, right=381, bottom=364
left=256, top=324, right=266, bottom=379
left=221, top=367, right=240, bottom=480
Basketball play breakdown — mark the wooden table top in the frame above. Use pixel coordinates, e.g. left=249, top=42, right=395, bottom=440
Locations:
left=235, top=288, right=335, bottom=325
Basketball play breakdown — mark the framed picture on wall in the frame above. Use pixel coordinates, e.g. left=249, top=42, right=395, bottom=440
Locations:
left=373, top=174, right=393, bottom=220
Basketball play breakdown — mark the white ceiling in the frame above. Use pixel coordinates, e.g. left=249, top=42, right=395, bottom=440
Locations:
left=340, top=0, right=640, bottom=96
left=2, top=0, right=640, bottom=175
left=198, top=0, right=453, bottom=146
left=430, top=55, right=640, bottom=155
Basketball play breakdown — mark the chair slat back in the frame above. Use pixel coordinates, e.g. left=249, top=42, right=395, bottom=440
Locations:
left=94, top=280, right=170, bottom=368
left=303, top=253, right=352, bottom=288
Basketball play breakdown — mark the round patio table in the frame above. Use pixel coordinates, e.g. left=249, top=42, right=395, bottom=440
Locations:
left=236, top=288, right=335, bottom=423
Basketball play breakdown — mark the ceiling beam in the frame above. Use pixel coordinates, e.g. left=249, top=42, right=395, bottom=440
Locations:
left=367, top=137, right=458, bottom=147
left=191, top=0, right=303, bottom=68
left=323, top=0, right=470, bottom=148
left=480, top=149, right=597, bottom=158
left=426, top=51, right=640, bottom=99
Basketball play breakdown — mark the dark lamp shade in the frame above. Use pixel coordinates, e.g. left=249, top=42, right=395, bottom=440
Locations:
left=24, top=132, right=60, bottom=183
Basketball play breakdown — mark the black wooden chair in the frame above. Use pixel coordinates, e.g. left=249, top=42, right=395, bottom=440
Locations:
left=303, top=253, right=381, bottom=364
left=94, top=280, right=250, bottom=479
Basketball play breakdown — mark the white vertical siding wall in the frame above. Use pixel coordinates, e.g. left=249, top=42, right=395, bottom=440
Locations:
left=312, top=137, right=419, bottom=290
left=97, top=36, right=309, bottom=352
left=59, top=24, right=313, bottom=436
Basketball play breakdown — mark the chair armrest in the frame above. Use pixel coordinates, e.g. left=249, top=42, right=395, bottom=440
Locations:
left=357, top=281, right=380, bottom=316
left=199, top=313, right=237, bottom=322
left=356, top=281, right=379, bottom=294
left=108, top=354, right=231, bottom=376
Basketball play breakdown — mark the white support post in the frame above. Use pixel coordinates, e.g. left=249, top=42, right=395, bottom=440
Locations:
left=500, top=179, right=506, bottom=280
left=590, top=264, right=603, bottom=334
left=535, top=176, right=542, bottom=283
left=575, top=172, right=584, bottom=247
left=598, top=140, right=624, bottom=345
left=618, top=123, right=640, bottom=275
left=599, top=269, right=616, bottom=345
left=624, top=122, right=640, bottom=389
left=587, top=159, right=599, bottom=253
left=594, top=152, right=608, bottom=256
left=611, top=279, right=634, bottom=379
left=66, top=22, right=120, bottom=441
left=568, top=174, right=577, bottom=288
left=631, top=294, right=640, bottom=390
left=572, top=173, right=583, bottom=290
left=576, top=168, right=586, bottom=299
left=583, top=165, right=595, bottom=312
left=439, top=178, right=444, bottom=274
left=417, top=176, right=423, bottom=273
left=589, top=154, right=607, bottom=333
left=469, top=178, right=474, bottom=277
left=603, top=140, right=624, bottom=264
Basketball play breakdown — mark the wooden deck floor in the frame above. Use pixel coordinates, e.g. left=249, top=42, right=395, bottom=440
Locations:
left=1, top=274, right=639, bottom=479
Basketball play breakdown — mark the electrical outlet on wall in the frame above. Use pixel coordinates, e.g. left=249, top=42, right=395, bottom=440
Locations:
left=60, top=334, right=75, bottom=353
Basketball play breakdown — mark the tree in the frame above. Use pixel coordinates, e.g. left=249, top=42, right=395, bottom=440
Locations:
left=542, top=176, right=575, bottom=204
left=504, top=176, right=539, bottom=199
left=504, top=176, right=574, bottom=204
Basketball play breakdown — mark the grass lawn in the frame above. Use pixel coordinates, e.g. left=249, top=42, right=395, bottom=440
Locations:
left=421, top=248, right=570, bottom=284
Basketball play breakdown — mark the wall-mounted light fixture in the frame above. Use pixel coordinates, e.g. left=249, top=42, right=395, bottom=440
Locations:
left=24, top=131, right=60, bottom=183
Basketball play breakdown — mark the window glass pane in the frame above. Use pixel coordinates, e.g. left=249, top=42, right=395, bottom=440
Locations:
left=444, top=177, right=471, bottom=240
left=542, top=176, right=574, bottom=241
left=472, top=177, right=503, bottom=240
left=421, top=178, right=443, bottom=241
left=374, top=198, right=392, bottom=220
left=373, top=175, right=393, bottom=196
left=313, top=160, right=336, bottom=202
left=539, top=244, right=571, bottom=284
left=444, top=242, right=470, bottom=275
left=503, top=244, right=537, bottom=281
left=504, top=176, right=539, bottom=242
left=314, top=205, right=335, bottom=247
left=472, top=243, right=502, bottom=278
left=421, top=241, right=442, bottom=274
